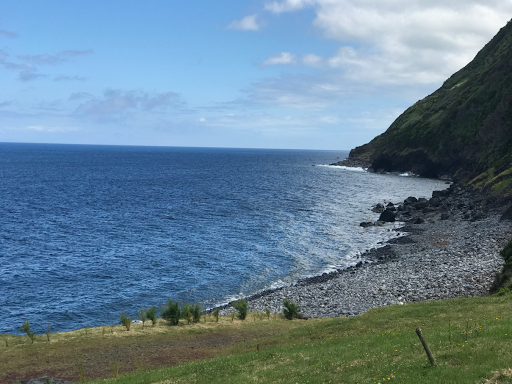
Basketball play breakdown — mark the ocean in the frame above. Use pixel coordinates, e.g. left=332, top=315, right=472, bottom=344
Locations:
left=0, top=143, right=448, bottom=334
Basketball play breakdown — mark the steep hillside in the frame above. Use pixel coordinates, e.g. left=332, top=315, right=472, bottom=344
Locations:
left=349, top=19, right=512, bottom=197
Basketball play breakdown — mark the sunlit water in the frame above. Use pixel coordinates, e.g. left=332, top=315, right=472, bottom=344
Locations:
left=0, top=143, right=447, bottom=333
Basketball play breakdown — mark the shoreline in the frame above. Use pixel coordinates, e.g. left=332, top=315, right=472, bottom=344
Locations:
left=219, top=184, right=512, bottom=318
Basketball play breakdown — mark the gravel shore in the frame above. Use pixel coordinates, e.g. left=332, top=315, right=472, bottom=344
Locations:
left=220, top=184, right=512, bottom=318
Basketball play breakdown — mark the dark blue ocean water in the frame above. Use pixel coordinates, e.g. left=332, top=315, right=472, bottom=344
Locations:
left=0, top=143, right=447, bottom=334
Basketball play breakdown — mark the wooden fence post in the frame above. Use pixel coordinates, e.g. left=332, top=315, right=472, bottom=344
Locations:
left=415, top=327, right=436, bottom=366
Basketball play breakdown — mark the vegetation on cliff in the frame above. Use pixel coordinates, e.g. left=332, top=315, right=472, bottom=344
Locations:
left=349, top=19, right=512, bottom=197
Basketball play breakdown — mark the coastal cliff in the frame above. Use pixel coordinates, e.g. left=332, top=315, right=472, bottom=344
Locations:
left=346, top=19, right=512, bottom=198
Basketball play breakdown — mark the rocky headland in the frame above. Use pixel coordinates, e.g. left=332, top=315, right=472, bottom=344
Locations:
left=219, top=183, right=512, bottom=318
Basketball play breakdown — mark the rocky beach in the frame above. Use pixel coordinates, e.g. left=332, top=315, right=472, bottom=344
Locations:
left=220, top=183, right=512, bottom=318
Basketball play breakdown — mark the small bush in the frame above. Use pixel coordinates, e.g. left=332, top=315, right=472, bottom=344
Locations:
left=213, top=308, right=220, bottom=322
left=283, top=299, right=300, bottom=320
left=192, top=303, right=202, bottom=323
left=181, top=303, right=202, bottom=324
left=493, top=287, right=511, bottom=297
left=501, top=238, right=512, bottom=264
left=145, top=305, right=158, bottom=325
left=77, top=361, right=86, bottom=382
left=162, top=299, right=181, bottom=325
left=119, top=312, right=131, bottom=331
left=265, top=307, right=271, bottom=319
left=232, top=299, right=248, bottom=320
left=183, top=310, right=193, bottom=325
left=491, top=237, right=512, bottom=293
left=111, top=361, right=119, bottom=378
left=19, top=319, right=36, bottom=344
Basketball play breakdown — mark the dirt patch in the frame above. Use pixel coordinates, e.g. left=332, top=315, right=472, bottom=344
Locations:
left=484, top=368, right=512, bottom=383
left=0, top=320, right=290, bottom=383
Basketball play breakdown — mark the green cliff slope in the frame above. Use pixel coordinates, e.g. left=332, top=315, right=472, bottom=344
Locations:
left=349, top=20, right=512, bottom=196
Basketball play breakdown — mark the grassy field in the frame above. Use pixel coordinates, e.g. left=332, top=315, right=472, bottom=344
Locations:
left=3, top=294, right=512, bottom=383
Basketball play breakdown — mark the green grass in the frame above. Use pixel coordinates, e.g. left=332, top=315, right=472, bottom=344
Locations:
left=79, top=294, right=512, bottom=384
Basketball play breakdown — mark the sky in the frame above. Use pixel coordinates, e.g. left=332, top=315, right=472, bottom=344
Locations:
left=1, top=0, right=512, bottom=150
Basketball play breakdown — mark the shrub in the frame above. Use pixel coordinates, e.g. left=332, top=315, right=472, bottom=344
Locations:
left=283, top=299, right=300, bottom=320
left=181, top=303, right=202, bottom=324
left=162, top=299, right=181, bottom=325
left=77, top=361, right=86, bottom=382
left=232, top=298, right=248, bottom=320
left=265, top=307, right=271, bottom=319
left=19, top=319, right=36, bottom=344
left=192, top=303, right=202, bottom=323
left=182, top=309, right=193, bottom=325
left=493, top=287, right=511, bottom=297
left=213, top=308, right=220, bottom=322
left=501, top=238, right=512, bottom=264
left=111, top=361, right=120, bottom=378
left=491, top=237, right=512, bottom=293
left=119, top=312, right=131, bottom=331
left=145, top=305, right=158, bottom=325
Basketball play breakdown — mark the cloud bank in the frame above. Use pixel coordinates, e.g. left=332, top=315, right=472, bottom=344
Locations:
left=72, top=89, right=185, bottom=122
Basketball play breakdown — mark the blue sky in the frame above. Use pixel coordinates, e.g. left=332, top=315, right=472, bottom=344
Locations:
left=1, top=0, right=512, bottom=150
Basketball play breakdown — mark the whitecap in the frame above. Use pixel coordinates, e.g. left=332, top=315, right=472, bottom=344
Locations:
left=318, top=165, right=367, bottom=172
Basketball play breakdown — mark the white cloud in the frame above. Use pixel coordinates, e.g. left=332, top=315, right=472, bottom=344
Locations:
left=319, top=116, right=339, bottom=124
left=302, top=53, right=323, bottom=67
left=73, top=89, right=185, bottom=122
left=264, top=0, right=314, bottom=13
left=199, top=117, right=206, bottom=122
left=228, top=14, right=261, bottom=31
left=262, top=52, right=297, bottom=65
left=26, top=125, right=80, bottom=132
left=264, top=0, right=512, bottom=85
left=235, top=73, right=346, bottom=109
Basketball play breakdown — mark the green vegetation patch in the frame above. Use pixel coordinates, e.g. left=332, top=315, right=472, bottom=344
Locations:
left=489, top=168, right=512, bottom=196
left=490, top=238, right=512, bottom=293
left=469, top=168, right=496, bottom=189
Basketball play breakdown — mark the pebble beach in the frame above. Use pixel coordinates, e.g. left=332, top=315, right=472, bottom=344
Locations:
left=220, top=184, right=512, bottom=318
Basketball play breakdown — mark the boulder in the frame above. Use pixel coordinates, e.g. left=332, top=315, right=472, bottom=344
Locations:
left=404, top=196, right=418, bottom=204
left=372, top=203, right=385, bottom=213
left=413, top=217, right=425, bottom=224
left=429, top=197, right=441, bottom=207
left=386, top=202, right=396, bottom=211
left=379, top=209, right=396, bottom=222
left=360, top=222, right=374, bottom=228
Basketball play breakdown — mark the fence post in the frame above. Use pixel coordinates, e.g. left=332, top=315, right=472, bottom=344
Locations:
left=415, top=327, right=436, bottom=366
